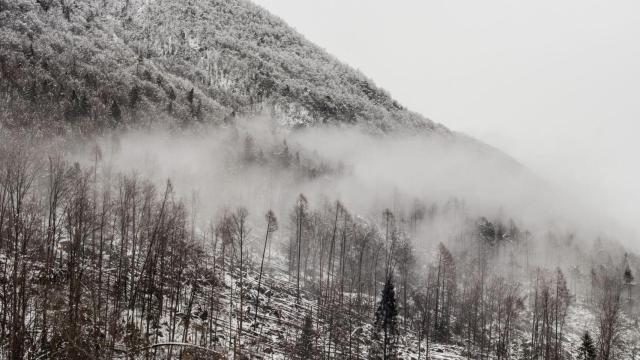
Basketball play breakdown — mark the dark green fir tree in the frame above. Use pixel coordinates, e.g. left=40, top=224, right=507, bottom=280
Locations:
left=370, top=276, right=399, bottom=360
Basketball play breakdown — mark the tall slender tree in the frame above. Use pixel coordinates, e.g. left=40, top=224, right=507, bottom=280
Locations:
left=255, top=210, right=278, bottom=323
left=624, top=266, right=634, bottom=305
left=294, top=194, right=308, bottom=299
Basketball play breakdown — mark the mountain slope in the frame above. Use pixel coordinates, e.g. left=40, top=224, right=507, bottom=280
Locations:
left=0, top=0, right=445, bottom=133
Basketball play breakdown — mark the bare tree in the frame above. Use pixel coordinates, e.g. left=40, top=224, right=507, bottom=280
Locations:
left=595, top=267, right=624, bottom=360
left=294, top=194, right=308, bottom=299
left=255, top=210, right=278, bottom=323
left=232, top=207, right=249, bottom=351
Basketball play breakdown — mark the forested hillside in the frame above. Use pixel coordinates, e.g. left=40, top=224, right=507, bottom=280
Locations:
left=0, top=127, right=639, bottom=359
left=0, top=0, right=444, bottom=133
left=1, top=1, right=639, bottom=360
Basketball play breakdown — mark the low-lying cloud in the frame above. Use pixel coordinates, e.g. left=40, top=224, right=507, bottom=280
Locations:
left=67, top=116, right=634, bottom=252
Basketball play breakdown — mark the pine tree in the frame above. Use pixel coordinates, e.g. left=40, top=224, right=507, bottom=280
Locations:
left=576, top=331, right=596, bottom=360
left=36, top=0, right=53, bottom=11
left=168, top=86, right=176, bottom=100
left=295, top=312, right=315, bottom=360
left=371, top=276, right=399, bottom=360
left=187, top=87, right=194, bottom=104
left=111, top=100, right=121, bottom=122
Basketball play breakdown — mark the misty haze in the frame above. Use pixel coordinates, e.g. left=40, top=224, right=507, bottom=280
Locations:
left=0, top=0, right=638, bottom=359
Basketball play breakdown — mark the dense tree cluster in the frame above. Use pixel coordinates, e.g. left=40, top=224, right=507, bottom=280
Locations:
left=0, top=132, right=638, bottom=359
left=0, top=0, right=443, bottom=133
left=0, top=134, right=638, bottom=359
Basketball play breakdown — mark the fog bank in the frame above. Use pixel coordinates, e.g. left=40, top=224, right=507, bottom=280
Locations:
left=65, top=117, right=633, bottom=251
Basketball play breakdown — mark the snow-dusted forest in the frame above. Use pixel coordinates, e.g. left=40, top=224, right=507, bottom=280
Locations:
left=0, top=0, right=638, bottom=359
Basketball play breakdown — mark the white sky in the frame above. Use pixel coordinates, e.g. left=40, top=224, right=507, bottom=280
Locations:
left=252, top=0, right=640, bottom=243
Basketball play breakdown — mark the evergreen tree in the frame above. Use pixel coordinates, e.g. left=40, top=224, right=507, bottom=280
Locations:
left=168, top=86, right=176, bottom=100
left=36, top=0, right=53, bottom=11
left=111, top=100, right=121, bottom=122
left=371, top=276, right=399, bottom=360
left=187, top=87, right=194, bottom=104
left=624, top=266, right=634, bottom=284
left=576, top=331, right=597, bottom=360
left=295, top=312, right=315, bottom=360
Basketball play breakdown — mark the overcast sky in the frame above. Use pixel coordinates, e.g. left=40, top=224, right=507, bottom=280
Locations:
left=252, top=0, right=640, bottom=243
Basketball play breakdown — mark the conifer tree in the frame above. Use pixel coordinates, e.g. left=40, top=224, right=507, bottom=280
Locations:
left=36, top=0, right=53, bottom=11
left=111, top=100, right=121, bottom=122
left=576, top=331, right=597, bottom=360
left=187, top=88, right=194, bottom=104
left=371, top=276, right=398, bottom=360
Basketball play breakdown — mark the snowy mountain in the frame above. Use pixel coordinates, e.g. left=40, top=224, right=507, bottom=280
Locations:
left=0, top=0, right=445, bottom=133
